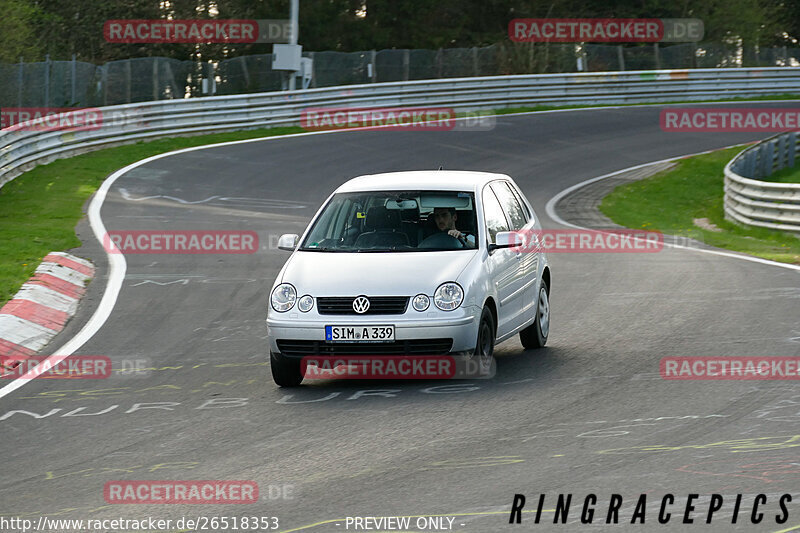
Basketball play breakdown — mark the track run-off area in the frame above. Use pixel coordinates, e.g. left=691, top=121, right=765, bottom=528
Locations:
left=1, top=103, right=799, bottom=532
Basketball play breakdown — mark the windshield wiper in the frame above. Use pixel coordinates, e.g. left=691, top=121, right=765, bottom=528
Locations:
left=353, top=246, right=415, bottom=252
left=299, top=247, right=350, bottom=252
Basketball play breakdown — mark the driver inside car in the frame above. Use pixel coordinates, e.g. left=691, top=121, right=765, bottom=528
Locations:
left=432, top=207, right=476, bottom=248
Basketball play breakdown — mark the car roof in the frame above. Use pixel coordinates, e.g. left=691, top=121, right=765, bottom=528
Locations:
left=334, top=170, right=512, bottom=193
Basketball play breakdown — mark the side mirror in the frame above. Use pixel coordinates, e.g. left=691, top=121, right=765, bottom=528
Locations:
left=277, top=234, right=300, bottom=251
left=489, top=231, right=524, bottom=251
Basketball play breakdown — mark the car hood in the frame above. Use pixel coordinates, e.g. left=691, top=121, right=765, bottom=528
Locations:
left=279, top=250, right=477, bottom=296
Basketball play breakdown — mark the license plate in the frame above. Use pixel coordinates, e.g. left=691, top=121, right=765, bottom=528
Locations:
left=325, top=325, right=395, bottom=343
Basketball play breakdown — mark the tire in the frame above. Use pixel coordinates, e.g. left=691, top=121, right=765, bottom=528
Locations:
left=473, top=306, right=496, bottom=375
left=270, top=351, right=304, bottom=387
left=520, top=280, right=549, bottom=349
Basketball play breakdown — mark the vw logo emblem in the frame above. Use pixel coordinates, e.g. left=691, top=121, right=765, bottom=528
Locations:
left=352, top=296, right=370, bottom=314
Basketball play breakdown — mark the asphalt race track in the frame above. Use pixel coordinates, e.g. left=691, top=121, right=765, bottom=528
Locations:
left=1, top=103, right=799, bottom=532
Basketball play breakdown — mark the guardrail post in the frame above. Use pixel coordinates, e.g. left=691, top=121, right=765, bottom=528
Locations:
left=574, top=44, right=584, bottom=71
left=126, top=59, right=132, bottom=103
left=17, top=57, right=23, bottom=109
left=776, top=134, right=788, bottom=172
left=153, top=58, right=159, bottom=100
left=403, top=49, right=409, bottom=81
left=308, top=52, right=316, bottom=88
left=44, top=54, right=50, bottom=107
left=755, top=143, right=765, bottom=178
left=437, top=48, right=443, bottom=78
left=760, top=141, right=774, bottom=178
left=617, top=46, right=625, bottom=71
left=240, top=56, right=250, bottom=88
left=371, top=50, right=377, bottom=82
left=653, top=43, right=660, bottom=70
left=789, top=132, right=797, bottom=168
left=745, top=150, right=757, bottom=178
left=101, top=65, right=108, bottom=106
left=754, top=147, right=763, bottom=179
left=71, top=54, right=77, bottom=105
left=769, top=140, right=778, bottom=176
left=472, top=47, right=478, bottom=76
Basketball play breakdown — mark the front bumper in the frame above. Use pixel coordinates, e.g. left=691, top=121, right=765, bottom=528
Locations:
left=266, top=305, right=481, bottom=357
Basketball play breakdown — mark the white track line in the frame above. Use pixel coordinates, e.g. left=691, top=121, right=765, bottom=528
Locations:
left=0, top=129, right=367, bottom=400
left=1, top=100, right=798, bottom=400
left=544, top=148, right=800, bottom=273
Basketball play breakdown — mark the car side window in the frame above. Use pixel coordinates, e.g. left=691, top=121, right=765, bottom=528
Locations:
left=490, top=181, right=527, bottom=230
left=482, top=187, right=510, bottom=244
left=507, top=182, right=532, bottom=220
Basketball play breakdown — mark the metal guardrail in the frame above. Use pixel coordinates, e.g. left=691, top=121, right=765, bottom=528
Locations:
left=724, top=132, right=800, bottom=235
left=2, top=67, right=800, bottom=189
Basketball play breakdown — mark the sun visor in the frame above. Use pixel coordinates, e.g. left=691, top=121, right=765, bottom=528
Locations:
left=419, top=193, right=472, bottom=209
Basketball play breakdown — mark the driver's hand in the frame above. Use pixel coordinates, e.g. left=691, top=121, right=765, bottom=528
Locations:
left=448, top=229, right=463, bottom=239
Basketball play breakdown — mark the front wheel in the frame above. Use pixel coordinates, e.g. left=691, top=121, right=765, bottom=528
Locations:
left=520, top=280, right=549, bottom=349
left=471, top=306, right=496, bottom=375
left=271, top=351, right=304, bottom=387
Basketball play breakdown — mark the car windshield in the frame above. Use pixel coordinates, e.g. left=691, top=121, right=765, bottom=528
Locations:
left=299, top=190, right=478, bottom=252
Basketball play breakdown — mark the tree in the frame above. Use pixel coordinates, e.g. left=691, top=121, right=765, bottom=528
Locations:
left=13, top=0, right=799, bottom=61
left=0, top=0, right=42, bottom=62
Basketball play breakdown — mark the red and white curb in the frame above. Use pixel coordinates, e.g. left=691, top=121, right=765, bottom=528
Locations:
left=0, top=252, right=94, bottom=373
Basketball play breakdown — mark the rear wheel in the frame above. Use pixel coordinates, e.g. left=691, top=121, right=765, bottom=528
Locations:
left=520, top=280, right=549, bottom=349
left=270, top=351, right=304, bottom=387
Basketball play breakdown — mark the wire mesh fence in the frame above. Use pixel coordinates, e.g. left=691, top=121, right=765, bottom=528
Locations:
left=1, top=43, right=798, bottom=112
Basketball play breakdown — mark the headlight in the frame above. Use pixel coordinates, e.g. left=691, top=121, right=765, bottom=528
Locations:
left=270, top=283, right=297, bottom=312
left=298, top=295, right=314, bottom=312
left=412, top=294, right=430, bottom=312
left=434, top=282, right=463, bottom=311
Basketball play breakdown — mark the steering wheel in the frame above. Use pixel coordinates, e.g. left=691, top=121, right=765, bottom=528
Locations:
left=418, top=232, right=464, bottom=249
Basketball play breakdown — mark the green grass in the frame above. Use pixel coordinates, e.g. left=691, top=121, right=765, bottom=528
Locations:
left=763, top=163, right=800, bottom=183
left=0, top=126, right=304, bottom=305
left=599, top=147, right=800, bottom=265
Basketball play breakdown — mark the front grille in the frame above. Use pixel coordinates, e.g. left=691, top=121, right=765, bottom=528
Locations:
left=276, top=339, right=453, bottom=356
left=317, top=296, right=409, bottom=315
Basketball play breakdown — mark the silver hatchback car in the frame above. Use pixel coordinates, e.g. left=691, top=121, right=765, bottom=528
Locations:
left=266, top=171, right=550, bottom=386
